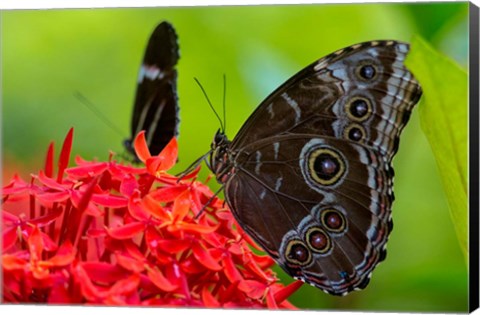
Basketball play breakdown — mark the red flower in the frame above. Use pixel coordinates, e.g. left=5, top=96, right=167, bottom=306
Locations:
left=2, top=128, right=303, bottom=307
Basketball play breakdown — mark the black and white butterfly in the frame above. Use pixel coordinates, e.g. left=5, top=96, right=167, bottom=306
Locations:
left=124, top=21, right=180, bottom=158
left=208, top=40, right=422, bottom=295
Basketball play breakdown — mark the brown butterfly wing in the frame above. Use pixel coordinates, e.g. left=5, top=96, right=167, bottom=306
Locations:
left=231, top=41, right=421, bottom=160
left=214, top=40, right=422, bottom=295
left=225, top=135, right=392, bottom=294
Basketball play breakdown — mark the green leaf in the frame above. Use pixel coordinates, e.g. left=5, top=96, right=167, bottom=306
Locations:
left=405, top=36, right=468, bottom=261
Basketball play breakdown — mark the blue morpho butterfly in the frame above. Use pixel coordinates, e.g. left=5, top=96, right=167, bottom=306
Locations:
left=123, top=21, right=180, bottom=159
left=187, top=40, right=422, bottom=296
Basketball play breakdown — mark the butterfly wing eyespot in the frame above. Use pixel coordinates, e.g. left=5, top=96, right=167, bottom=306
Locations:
left=356, top=64, right=378, bottom=81
left=300, top=141, right=348, bottom=189
left=209, top=40, right=422, bottom=295
left=345, top=96, right=373, bottom=122
left=320, top=208, right=347, bottom=233
left=284, top=239, right=313, bottom=267
left=304, top=227, right=332, bottom=254
left=344, top=123, right=366, bottom=142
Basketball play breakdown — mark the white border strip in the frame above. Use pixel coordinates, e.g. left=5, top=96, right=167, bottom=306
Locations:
left=0, top=0, right=477, bottom=10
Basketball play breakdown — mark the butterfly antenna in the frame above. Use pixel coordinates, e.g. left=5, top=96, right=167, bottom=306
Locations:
left=194, top=78, right=225, bottom=133
left=74, top=91, right=125, bottom=137
left=222, top=74, right=227, bottom=134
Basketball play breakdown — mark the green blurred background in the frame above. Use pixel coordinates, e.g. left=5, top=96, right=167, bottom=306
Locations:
left=1, top=2, right=469, bottom=312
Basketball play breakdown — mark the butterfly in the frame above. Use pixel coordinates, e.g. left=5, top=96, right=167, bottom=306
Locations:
left=208, top=40, right=422, bottom=295
left=124, top=21, right=180, bottom=158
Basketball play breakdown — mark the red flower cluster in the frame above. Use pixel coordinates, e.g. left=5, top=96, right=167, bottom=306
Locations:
left=2, top=128, right=302, bottom=307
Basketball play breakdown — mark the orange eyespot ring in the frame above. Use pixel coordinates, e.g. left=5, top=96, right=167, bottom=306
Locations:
left=356, top=63, right=378, bottom=81
left=345, top=97, right=372, bottom=122
left=305, top=227, right=331, bottom=254
left=321, top=208, right=347, bottom=233
left=285, top=239, right=312, bottom=266
left=308, top=148, right=346, bottom=186
left=344, top=123, right=366, bottom=142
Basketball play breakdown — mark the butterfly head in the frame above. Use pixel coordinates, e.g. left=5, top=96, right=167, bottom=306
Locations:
left=123, top=139, right=134, bottom=154
left=209, top=129, right=232, bottom=183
